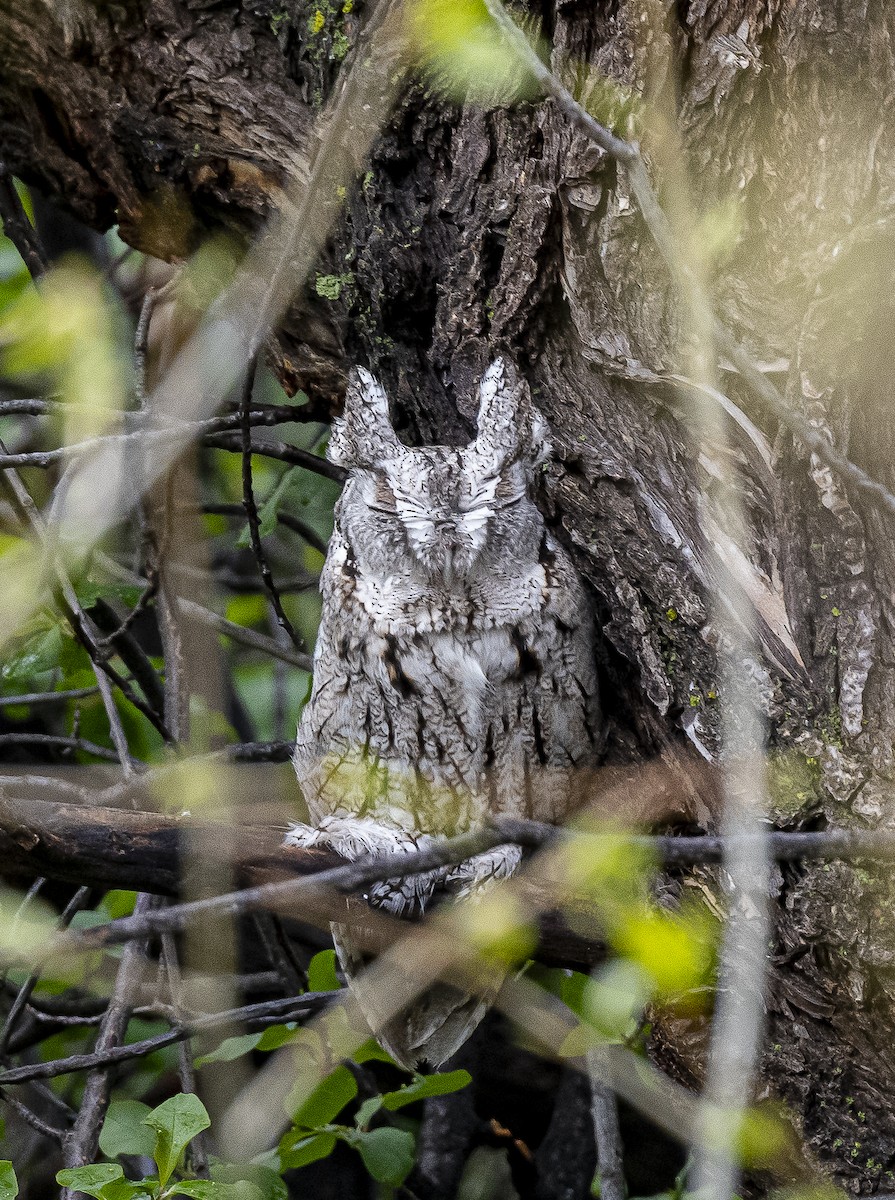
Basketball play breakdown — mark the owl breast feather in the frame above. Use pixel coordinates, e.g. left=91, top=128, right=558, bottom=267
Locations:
left=295, top=529, right=599, bottom=832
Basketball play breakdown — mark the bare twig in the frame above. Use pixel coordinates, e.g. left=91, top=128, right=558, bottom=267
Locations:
left=0, top=687, right=100, bottom=707
left=240, top=359, right=307, bottom=654
left=160, top=928, right=210, bottom=1177
left=85, top=597, right=168, bottom=734
left=0, top=449, right=165, bottom=748
left=0, top=1088, right=66, bottom=1144
left=1, top=886, right=91, bottom=1053
left=0, top=992, right=333, bottom=1086
left=178, top=597, right=313, bottom=671
left=203, top=503, right=329, bottom=557
left=60, top=893, right=157, bottom=1189
left=586, top=1049, right=626, bottom=1200
left=0, top=733, right=121, bottom=763
left=0, top=163, right=47, bottom=279
left=0, top=400, right=51, bottom=417
left=205, top=432, right=347, bottom=484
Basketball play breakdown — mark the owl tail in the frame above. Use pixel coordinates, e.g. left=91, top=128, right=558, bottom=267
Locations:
left=332, top=843, right=523, bottom=1070
left=331, top=924, right=495, bottom=1070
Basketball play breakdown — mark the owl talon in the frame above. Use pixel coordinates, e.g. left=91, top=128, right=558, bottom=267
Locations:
left=445, top=844, right=523, bottom=901
left=284, top=815, right=448, bottom=915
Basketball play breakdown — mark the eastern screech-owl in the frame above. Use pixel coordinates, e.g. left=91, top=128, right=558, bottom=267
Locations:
left=286, top=359, right=601, bottom=1067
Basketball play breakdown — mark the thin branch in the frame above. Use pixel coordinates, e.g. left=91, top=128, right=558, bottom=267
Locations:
left=0, top=733, right=121, bottom=763
left=240, top=359, right=307, bottom=654
left=0, top=992, right=333, bottom=1086
left=0, top=400, right=51, bottom=417
left=203, top=503, right=329, bottom=557
left=227, top=740, right=294, bottom=762
left=251, top=912, right=306, bottom=997
left=133, top=290, right=156, bottom=409
left=160, top=928, right=209, bottom=1177
left=86, top=597, right=168, bottom=732
left=586, top=1049, right=625, bottom=1200
left=178, top=597, right=313, bottom=671
left=220, top=402, right=321, bottom=427
left=61, top=893, right=157, bottom=1185
left=0, top=1088, right=66, bottom=1144
left=93, top=565, right=159, bottom=650
left=0, top=687, right=100, bottom=707
left=204, top=433, right=347, bottom=484
left=0, top=451, right=166, bottom=744
left=0, top=886, right=91, bottom=1052
left=0, top=164, right=47, bottom=279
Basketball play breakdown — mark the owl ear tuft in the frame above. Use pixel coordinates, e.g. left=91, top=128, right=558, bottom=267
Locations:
left=328, top=366, right=403, bottom=468
left=472, top=359, right=550, bottom=470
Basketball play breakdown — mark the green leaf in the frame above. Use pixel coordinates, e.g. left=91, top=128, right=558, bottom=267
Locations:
left=352, top=1127, right=416, bottom=1185
left=75, top=580, right=143, bottom=610
left=289, top=1064, right=357, bottom=1128
left=381, top=1069, right=472, bottom=1111
left=55, top=1164, right=132, bottom=1200
left=195, top=1033, right=262, bottom=1067
left=99, top=1099, right=155, bottom=1158
left=209, top=1163, right=287, bottom=1200
left=168, top=1185, right=225, bottom=1199
left=560, top=971, right=590, bottom=1016
left=0, top=1161, right=17, bottom=1200
left=307, top=949, right=340, bottom=993
left=170, top=1182, right=264, bottom=1199
left=278, top=1131, right=337, bottom=1171
left=101, top=891, right=137, bottom=920
left=143, top=1093, right=211, bottom=1188
left=352, top=1038, right=395, bottom=1064
left=256, top=1024, right=298, bottom=1051
left=2, top=624, right=65, bottom=683
left=354, top=1096, right=383, bottom=1130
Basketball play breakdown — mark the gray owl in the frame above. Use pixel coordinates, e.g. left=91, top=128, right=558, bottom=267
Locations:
left=286, top=359, right=601, bottom=1068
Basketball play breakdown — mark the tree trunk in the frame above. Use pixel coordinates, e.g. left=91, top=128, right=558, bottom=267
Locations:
left=3, top=0, right=895, bottom=1191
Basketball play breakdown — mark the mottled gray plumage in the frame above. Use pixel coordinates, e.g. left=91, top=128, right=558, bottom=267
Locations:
left=286, top=359, right=601, bottom=1067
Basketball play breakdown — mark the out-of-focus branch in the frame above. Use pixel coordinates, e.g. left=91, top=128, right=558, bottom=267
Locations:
left=0, top=687, right=100, bottom=708
left=0, top=442, right=164, bottom=751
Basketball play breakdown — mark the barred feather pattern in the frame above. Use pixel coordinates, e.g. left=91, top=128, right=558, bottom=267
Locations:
left=286, top=359, right=602, bottom=1067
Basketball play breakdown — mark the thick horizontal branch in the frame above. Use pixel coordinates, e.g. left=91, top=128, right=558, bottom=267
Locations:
left=2, top=791, right=895, bottom=973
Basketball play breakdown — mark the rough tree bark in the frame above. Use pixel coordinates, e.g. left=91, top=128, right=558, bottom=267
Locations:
left=2, top=0, right=895, bottom=1193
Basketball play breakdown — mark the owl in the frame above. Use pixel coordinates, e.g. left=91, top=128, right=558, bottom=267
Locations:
left=286, top=359, right=602, bottom=1068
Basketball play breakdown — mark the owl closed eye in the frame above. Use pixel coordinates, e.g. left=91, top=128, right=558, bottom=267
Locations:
left=328, top=360, right=549, bottom=583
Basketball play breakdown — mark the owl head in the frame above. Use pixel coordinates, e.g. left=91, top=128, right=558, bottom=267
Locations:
left=329, top=360, right=550, bottom=583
